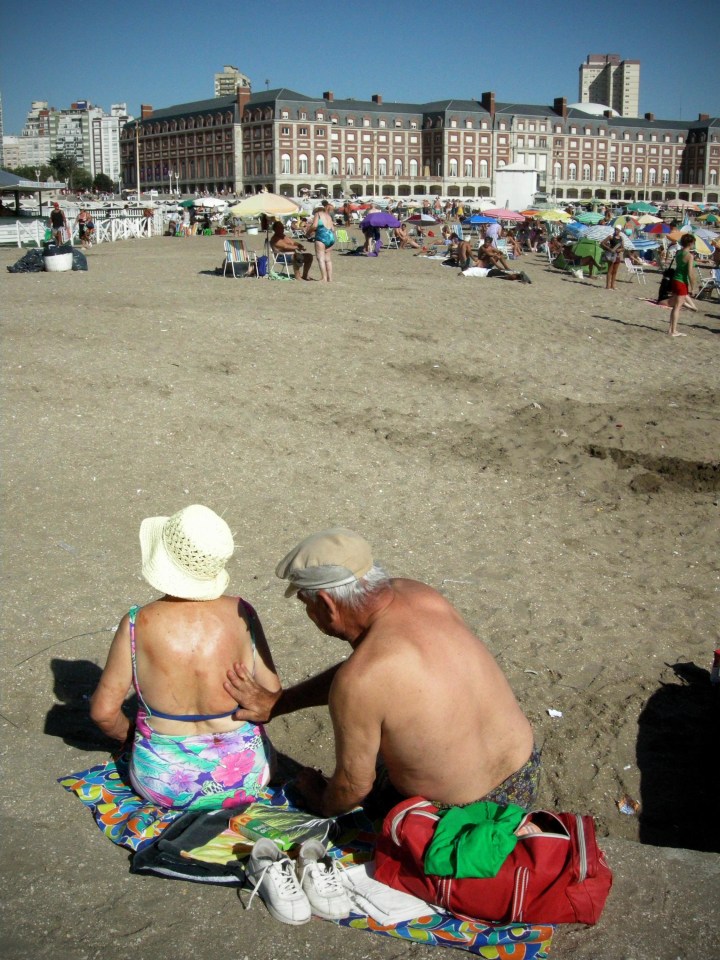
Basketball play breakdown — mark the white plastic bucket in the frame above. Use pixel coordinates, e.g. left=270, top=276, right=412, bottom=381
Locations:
left=247, top=227, right=259, bottom=235
left=44, top=252, right=73, bottom=272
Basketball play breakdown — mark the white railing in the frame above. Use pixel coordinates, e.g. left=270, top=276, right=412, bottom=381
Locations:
left=0, top=220, right=46, bottom=247
left=1, top=211, right=163, bottom=247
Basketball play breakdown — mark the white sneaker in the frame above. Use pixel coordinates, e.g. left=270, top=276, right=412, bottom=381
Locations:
left=245, top=839, right=311, bottom=925
left=297, top=839, right=352, bottom=921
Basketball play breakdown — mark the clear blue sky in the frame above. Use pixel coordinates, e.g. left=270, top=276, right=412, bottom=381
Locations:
left=2, top=0, right=718, bottom=136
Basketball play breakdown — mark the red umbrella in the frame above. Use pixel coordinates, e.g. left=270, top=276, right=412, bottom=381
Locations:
left=483, top=207, right=525, bottom=222
left=643, top=222, right=671, bottom=234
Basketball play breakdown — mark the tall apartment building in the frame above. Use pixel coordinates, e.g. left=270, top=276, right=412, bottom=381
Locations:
left=214, top=65, right=251, bottom=98
left=91, top=103, right=132, bottom=181
left=121, top=88, right=719, bottom=205
left=579, top=54, right=640, bottom=118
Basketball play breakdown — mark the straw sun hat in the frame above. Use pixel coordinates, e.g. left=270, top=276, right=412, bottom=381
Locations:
left=140, top=504, right=234, bottom=600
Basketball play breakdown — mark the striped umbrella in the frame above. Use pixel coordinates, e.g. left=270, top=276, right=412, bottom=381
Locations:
left=576, top=211, right=604, bottom=224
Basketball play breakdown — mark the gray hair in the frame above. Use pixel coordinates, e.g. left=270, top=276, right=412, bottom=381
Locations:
left=301, top=563, right=391, bottom=611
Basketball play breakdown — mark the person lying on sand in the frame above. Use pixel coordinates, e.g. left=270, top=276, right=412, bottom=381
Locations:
left=225, top=528, right=539, bottom=818
left=459, top=266, right=532, bottom=283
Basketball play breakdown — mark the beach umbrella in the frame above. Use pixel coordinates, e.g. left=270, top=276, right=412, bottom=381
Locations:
left=643, top=222, right=671, bottom=234
left=360, top=212, right=402, bottom=229
left=404, top=213, right=441, bottom=225
left=564, top=222, right=589, bottom=236
left=483, top=207, right=525, bottom=221
left=690, top=236, right=713, bottom=257
left=626, top=201, right=659, bottom=214
left=179, top=199, right=195, bottom=208
left=698, top=213, right=719, bottom=224
left=637, top=214, right=662, bottom=225
left=569, top=238, right=608, bottom=274
left=576, top=211, right=604, bottom=224
left=629, top=237, right=660, bottom=251
left=461, top=214, right=497, bottom=225
left=194, top=197, right=226, bottom=208
left=228, top=192, right=301, bottom=219
left=538, top=209, right=572, bottom=222
left=611, top=215, right=639, bottom=228
left=585, top=224, right=633, bottom=248
left=520, top=209, right=541, bottom=217
left=693, top=227, right=719, bottom=241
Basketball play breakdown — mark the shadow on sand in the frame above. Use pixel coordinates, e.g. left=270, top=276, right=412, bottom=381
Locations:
left=637, top=661, right=720, bottom=853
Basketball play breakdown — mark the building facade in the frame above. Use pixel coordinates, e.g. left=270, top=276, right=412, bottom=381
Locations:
left=214, top=65, right=252, bottom=98
left=579, top=54, right=640, bottom=118
left=120, top=88, right=719, bottom=205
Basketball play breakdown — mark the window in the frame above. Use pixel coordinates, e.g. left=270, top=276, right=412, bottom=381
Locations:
left=621, top=166, right=629, bottom=183
left=330, top=156, right=339, bottom=175
left=298, top=154, right=308, bottom=174
left=347, top=118, right=354, bottom=126
left=649, top=168, right=656, bottom=184
left=568, top=163, right=577, bottom=180
left=479, top=159, right=488, bottom=177
left=346, top=157, right=356, bottom=175
left=637, top=133, right=643, bottom=141
left=315, top=128, right=326, bottom=137
left=449, top=158, right=458, bottom=176
left=597, top=163, right=605, bottom=181
left=395, top=119, right=402, bottom=127
left=570, top=140, right=578, bottom=148
left=280, top=154, right=290, bottom=174
left=518, top=137, right=525, bottom=148
left=378, top=158, right=387, bottom=176
left=609, top=165, right=616, bottom=182
left=316, top=112, right=324, bottom=121
left=300, top=111, right=307, bottom=120
left=570, top=126, right=577, bottom=134
left=298, top=127, right=308, bottom=136
left=316, top=155, right=325, bottom=174
left=379, top=119, right=386, bottom=127
left=394, top=158, right=403, bottom=175
left=362, top=157, right=371, bottom=175
left=394, top=134, right=402, bottom=143
left=281, top=126, right=290, bottom=136
left=662, top=168, right=670, bottom=185
left=254, top=155, right=262, bottom=175
left=363, top=118, right=370, bottom=127
left=464, top=159, right=473, bottom=177
left=410, top=121, right=417, bottom=129
left=465, top=120, right=472, bottom=128
left=583, top=164, right=591, bottom=180
left=450, top=119, right=457, bottom=128
left=347, top=132, right=355, bottom=141
left=709, top=169, right=717, bottom=185
left=409, top=158, right=418, bottom=176
left=635, top=167, right=642, bottom=184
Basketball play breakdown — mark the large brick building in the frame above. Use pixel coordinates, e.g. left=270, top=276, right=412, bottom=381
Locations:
left=120, top=87, right=719, bottom=205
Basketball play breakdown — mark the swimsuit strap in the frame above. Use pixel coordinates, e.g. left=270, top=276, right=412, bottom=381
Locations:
left=239, top=598, right=258, bottom=677
left=128, top=605, right=152, bottom=716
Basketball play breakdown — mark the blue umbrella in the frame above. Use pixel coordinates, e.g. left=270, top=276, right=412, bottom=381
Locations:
left=360, top=212, right=402, bottom=229
left=462, top=214, right=497, bottom=224
left=565, top=222, right=589, bottom=236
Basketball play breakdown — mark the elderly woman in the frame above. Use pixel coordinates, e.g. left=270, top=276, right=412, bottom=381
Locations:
left=90, top=504, right=280, bottom=810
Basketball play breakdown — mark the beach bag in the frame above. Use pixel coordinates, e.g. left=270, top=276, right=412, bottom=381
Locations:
left=374, top=798, right=612, bottom=925
left=256, top=254, right=268, bottom=277
left=658, top=258, right=675, bottom=302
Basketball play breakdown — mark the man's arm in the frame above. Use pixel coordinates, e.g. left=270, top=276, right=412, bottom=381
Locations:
left=224, top=662, right=343, bottom=723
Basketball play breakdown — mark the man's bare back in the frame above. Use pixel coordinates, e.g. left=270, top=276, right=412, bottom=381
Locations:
left=331, top=579, right=534, bottom=807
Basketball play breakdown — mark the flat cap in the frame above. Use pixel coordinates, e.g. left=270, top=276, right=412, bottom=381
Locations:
left=276, top=528, right=373, bottom=597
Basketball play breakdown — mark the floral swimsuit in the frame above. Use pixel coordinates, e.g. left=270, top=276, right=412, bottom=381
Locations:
left=128, top=601, right=273, bottom=810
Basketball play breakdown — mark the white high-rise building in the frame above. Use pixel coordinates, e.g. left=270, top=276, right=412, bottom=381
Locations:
left=91, top=103, right=132, bottom=181
left=579, top=54, right=640, bottom=117
left=214, top=65, right=251, bottom=97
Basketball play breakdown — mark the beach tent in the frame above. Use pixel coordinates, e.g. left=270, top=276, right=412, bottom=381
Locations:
left=0, top=168, right=61, bottom=214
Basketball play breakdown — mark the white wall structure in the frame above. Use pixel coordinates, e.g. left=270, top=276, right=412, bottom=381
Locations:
left=494, top=163, right=538, bottom=211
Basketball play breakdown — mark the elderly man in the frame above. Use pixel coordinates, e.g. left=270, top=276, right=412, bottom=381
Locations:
left=270, top=220, right=314, bottom=280
left=225, top=529, right=539, bottom=817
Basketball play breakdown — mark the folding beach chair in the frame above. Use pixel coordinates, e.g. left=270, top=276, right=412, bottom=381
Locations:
left=271, top=250, right=293, bottom=277
left=696, top=267, right=720, bottom=300
left=385, top=229, right=400, bottom=250
left=335, top=228, right=353, bottom=251
left=222, top=239, right=258, bottom=278
left=624, top=257, right=647, bottom=284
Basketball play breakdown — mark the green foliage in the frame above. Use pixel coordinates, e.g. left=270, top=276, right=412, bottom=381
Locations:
left=7, top=164, right=55, bottom=181
left=93, top=173, right=115, bottom=193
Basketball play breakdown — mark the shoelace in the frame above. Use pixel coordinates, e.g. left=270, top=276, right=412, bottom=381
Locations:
left=300, top=857, right=345, bottom=895
left=246, top=857, right=303, bottom=911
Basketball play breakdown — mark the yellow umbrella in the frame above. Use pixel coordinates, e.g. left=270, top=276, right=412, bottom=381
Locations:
left=539, top=210, right=572, bottom=222
left=638, top=214, right=662, bottom=225
left=228, top=192, right=301, bottom=218
left=691, top=235, right=712, bottom=257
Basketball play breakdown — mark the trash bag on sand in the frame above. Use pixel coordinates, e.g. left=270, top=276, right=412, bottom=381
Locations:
left=6, top=244, right=88, bottom=273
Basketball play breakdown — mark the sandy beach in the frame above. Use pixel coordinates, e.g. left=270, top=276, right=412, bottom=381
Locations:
left=2, top=233, right=719, bottom=959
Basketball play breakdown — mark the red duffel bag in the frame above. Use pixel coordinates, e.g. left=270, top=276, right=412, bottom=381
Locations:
left=374, top=798, right=612, bottom=925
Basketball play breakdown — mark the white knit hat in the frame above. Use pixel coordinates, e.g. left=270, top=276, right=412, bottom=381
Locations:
left=139, top=504, right=234, bottom=600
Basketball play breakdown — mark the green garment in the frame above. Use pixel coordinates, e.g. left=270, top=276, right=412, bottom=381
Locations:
left=673, top=249, right=691, bottom=285
left=424, top=801, right=525, bottom=879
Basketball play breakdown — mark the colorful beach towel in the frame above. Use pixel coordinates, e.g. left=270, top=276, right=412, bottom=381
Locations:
left=60, top=755, right=553, bottom=957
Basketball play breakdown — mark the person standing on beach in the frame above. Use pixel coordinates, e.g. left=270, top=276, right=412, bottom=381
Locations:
left=601, top=227, right=624, bottom=289
left=224, top=529, right=539, bottom=817
left=668, top=234, right=698, bottom=337
left=307, top=205, right=335, bottom=282
left=49, top=202, right=68, bottom=245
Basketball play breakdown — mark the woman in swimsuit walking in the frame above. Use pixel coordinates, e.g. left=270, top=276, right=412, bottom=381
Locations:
left=91, top=504, right=280, bottom=810
left=307, top=204, right=336, bottom=282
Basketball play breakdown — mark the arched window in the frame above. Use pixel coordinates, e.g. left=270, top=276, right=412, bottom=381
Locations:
left=635, top=167, right=643, bottom=184
left=330, top=156, right=340, bottom=175
left=254, top=155, right=262, bottom=176
left=480, top=159, right=489, bottom=178
left=281, top=154, right=290, bottom=174
left=710, top=169, right=718, bottom=186
left=553, top=161, right=562, bottom=179
left=378, top=158, right=387, bottom=176
left=568, top=163, right=577, bottom=180
left=662, top=168, right=670, bottom=184
left=464, top=159, right=473, bottom=177
left=583, top=164, right=591, bottom=181
left=609, top=165, right=616, bottom=182
left=449, top=158, right=458, bottom=176
left=346, top=157, right=356, bottom=175
left=597, top=164, right=605, bottom=181
left=621, top=166, right=630, bottom=183
left=409, top=159, right=418, bottom=176
left=316, top=155, right=325, bottom=174
left=394, top=158, right=403, bottom=176
left=298, top=154, right=308, bottom=174
left=362, top=157, right=371, bottom=176
left=649, top=168, right=657, bottom=184
left=265, top=153, right=273, bottom=175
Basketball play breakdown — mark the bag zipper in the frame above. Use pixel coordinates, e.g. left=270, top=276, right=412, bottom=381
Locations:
left=576, top=814, right=588, bottom=881
left=389, top=801, right=438, bottom=845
